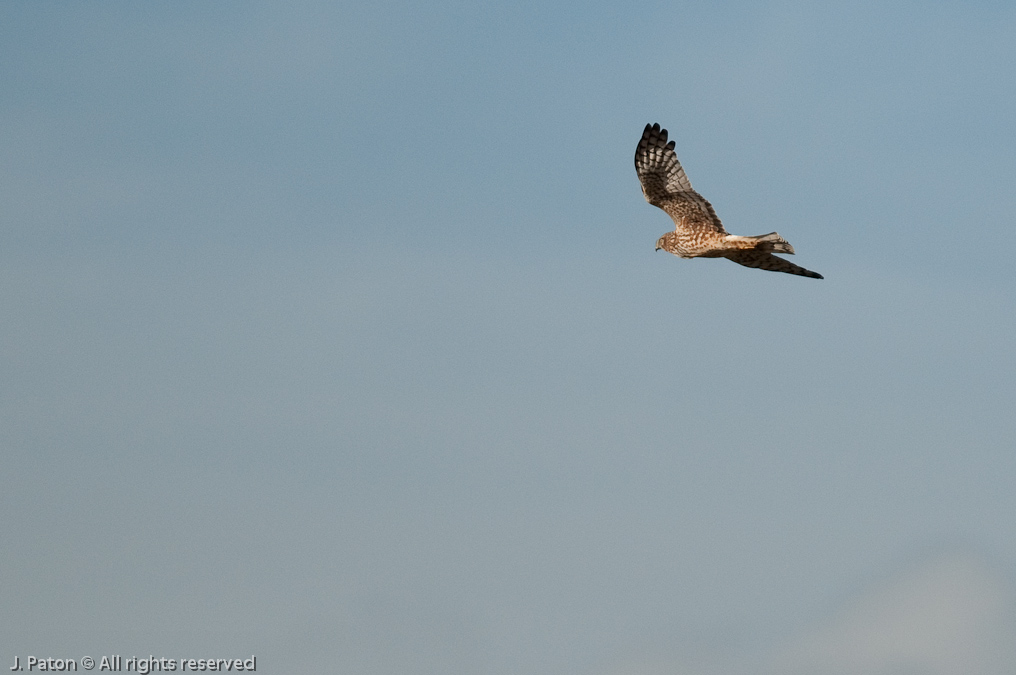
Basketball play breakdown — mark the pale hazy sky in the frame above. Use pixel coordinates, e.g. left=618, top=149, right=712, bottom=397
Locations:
left=3, top=2, right=1016, bottom=674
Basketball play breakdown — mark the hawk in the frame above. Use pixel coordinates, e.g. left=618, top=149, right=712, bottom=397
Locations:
left=635, top=123, right=823, bottom=279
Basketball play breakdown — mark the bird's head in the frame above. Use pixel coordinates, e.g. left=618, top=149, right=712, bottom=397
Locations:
left=655, top=234, right=669, bottom=252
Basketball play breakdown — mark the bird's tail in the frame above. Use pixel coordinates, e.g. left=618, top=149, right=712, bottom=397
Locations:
left=749, top=232, right=795, bottom=254
left=722, top=232, right=795, bottom=254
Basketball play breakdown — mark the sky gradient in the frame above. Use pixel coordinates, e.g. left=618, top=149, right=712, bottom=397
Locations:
left=3, top=2, right=1016, bottom=673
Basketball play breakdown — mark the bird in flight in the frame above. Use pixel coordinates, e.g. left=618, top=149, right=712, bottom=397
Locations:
left=635, top=123, right=823, bottom=279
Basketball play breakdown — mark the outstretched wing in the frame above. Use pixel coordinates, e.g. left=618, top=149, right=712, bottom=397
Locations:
left=634, top=123, right=727, bottom=235
left=725, top=251, right=824, bottom=279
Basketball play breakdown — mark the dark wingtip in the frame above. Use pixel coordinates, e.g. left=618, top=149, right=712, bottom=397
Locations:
left=644, top=123, right=667, bottom=141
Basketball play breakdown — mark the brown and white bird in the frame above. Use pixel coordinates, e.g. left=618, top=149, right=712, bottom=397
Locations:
left=635, top=123, right=822, bottom=279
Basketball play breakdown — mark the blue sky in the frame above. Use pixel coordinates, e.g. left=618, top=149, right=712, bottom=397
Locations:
left=3, top=2, right=1016, bottom=673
